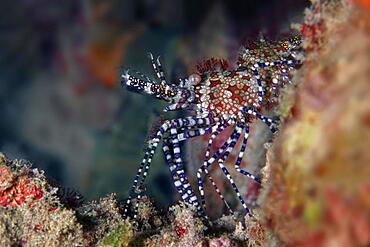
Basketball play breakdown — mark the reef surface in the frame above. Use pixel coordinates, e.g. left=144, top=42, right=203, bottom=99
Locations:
left=1, top=1, right=369, bottom=246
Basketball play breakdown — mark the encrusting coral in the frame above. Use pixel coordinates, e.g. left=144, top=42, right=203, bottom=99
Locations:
left=260, top=1, right=370, bottom=246
left=0, top=153, right=84, bottom=246
left=0, top=152, right=264, bottom=246
left=1, top=1, right=369, bottom=246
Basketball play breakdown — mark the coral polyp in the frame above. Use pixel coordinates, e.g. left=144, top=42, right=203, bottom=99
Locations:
left=121, top=35, right=303, bottom=219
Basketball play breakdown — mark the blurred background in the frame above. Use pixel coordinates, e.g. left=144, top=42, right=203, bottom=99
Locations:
left=0, top=0, right=309, bottom=206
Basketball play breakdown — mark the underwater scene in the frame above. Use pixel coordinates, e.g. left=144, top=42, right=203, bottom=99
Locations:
left=0, top=0, right=369, bottom=246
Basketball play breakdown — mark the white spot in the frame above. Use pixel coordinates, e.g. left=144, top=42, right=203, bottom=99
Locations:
left=225, top=90, right=232, bottom=97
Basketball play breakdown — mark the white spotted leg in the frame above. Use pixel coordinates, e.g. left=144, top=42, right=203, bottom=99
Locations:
left=166, top=120, right=216, bottom=209
left=214, top=121, right=253, bottom=216
left=163, top=126, right=213, bottom=205
left=196, top=122, right=234, bottom=214
left=123, top=115, right=218, bottom=219
left=148, top=53, right=167, bottom=85
left=234, top=124, right=262, bottom=184
left=242, top=106, right=279, bottom=133
left=164, top=123, right=238, bottom=220
left=197, top=121, right=249, bottom=214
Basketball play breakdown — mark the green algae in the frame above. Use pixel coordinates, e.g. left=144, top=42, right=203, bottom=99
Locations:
left=99, top=222, right=133, bottom=247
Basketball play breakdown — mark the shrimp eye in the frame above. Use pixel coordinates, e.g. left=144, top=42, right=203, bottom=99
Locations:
left=188, top=74, right=201, bottom=85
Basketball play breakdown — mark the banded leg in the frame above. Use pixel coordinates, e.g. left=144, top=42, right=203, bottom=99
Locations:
left=234, top=125, right=261, bottom=184
left=169, top=124, right=234, bottom=214
left=197, top=122, right=246, bottom=213
left=122, top=119, right=181, bottom=217
left=250, top=67, right=264, bottom=107
left=148, top=53, right=167, bottom=85
left=196, top=122, right=234, bottom=214
left=168, top=125, right=200, bottom=207
left=203, top=170, right=233, bottom=214
left=162, top=140, right=188, bottom=197
left=163, top=138, right=211, bottom=219
left=179, top=123, right=232, bottom=210
left=123, top=115, right=218, bottom=218
left=242, top=106, right=279, bottom=133
left=163, top=126, right=213, bottom=207
left=199, top=126, right=239, bottom=211
left=214, top=122, right=253, bottom=216
left=155, top=56, right=167, bottom=85
left=196, top=120, right=258, bottom=216
left=123, top=147, right=152, bottom=218
left=164, top=124, right=235, bottom=218
left=162, top=140, right=204, bottom=216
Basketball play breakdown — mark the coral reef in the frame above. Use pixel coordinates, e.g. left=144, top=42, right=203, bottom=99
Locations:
left=1, top=1, right=369, bottom=246
left=0, top=152, right=267, bottom=246
left=0, top=153, right=84, bottom=246
left=261, top=1, right=370, bottom=246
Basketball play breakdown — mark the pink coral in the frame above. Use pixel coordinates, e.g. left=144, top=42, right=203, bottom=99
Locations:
left=0, top=174, right=43, bottom=207
left=261, top=1, right=370, bottom=246
left=208, top=236, right=231, bottom=247
left=174, top=221, right=189, bottom=239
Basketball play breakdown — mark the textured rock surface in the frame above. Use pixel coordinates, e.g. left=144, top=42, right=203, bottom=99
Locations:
left=260, top=1, right=370, bottom=246
left=0, top=154, right=84, bottom=246
left=1, top=1, right=369, bottom=246
left=0, top=153, right=264, bottom=246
